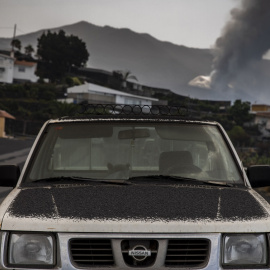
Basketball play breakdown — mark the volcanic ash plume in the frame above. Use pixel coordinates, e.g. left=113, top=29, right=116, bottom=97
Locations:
left=211, top=0, right=270, bottom=90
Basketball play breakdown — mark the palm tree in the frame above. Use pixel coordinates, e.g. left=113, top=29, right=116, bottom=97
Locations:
left=121, top=70, right=138, bottom=82
left=11, top=39, right=21, bottom=51
left=24, top=44, right=35, bottom=56
left=116, top=70, right=138, bottom=89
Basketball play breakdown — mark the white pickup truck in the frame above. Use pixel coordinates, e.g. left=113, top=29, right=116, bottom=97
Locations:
left=0, top=104, right=269, bottom=270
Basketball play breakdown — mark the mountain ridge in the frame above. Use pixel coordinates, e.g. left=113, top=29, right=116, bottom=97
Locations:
left=0, top=21, right=214, bottom=97
left=0, top=21, right=270, bottom=103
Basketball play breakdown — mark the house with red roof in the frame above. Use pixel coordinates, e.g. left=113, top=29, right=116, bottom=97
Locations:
left=0, top=51, right=39, bottom=84
left=13, top=60, right=39, bottom=83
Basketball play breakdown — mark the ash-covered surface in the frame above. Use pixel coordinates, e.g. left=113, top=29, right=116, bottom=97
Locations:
left=9, top=188, right=55, bottom=218
left=254, top=188, right=270, bottom=205
left=218, top=188, right=266, bottom=221
left=8, top=185, right=267, bottom=222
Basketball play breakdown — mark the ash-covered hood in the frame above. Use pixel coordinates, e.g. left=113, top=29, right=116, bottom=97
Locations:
left=2, top=184, right=270, bottom=233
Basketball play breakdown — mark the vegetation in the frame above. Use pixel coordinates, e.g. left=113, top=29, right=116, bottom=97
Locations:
left=36, top=30, right=89, bottom=82
left=24, top=45, right=35, bottom=56
left=0, top=84, right=76, bottom=135
left=117, top=70, right=138, bottom=82
left=0, top=82, right=269, bottom=166
left=228, top=99, right=253, bottom=126
left=227, top=126, right=250, bottom=146
left=11, top=39, right=22, bottom=51
left=112, top=70, right=138, bottom=89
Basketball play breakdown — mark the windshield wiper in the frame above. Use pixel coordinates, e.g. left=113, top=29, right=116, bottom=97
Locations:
left=128, top=175, right=234, bottom=187
left=32, top=176, right=131, bottom=185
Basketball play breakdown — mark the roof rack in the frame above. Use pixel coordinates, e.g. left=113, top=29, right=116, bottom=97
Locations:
left=73, top=104, right=188, bottom=117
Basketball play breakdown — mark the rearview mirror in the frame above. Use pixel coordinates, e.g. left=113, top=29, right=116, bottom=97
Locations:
left=247, top=165, right=270, bottom=188
left=118, top=129, right=150, bottom=139
left=0, top=165, right=20, bottom=188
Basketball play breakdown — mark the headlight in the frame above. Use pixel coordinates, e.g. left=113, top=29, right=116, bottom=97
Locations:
left=223, top=234, right=267, bottom=266
left=8, top=233, right=55, bottom=267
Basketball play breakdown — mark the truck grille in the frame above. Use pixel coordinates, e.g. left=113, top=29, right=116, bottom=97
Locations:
left=67, top=236, right=212, bottom=268
left=165, top=239, right=210, bottom=267
left=69, top=239, right=114, bottom=267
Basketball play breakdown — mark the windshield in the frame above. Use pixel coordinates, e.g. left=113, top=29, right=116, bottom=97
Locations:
left=24, top=121, right=242, bottom=184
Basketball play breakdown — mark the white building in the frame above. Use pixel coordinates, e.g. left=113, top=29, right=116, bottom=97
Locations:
left=13, top=60, right=39, bottom=83
left=66, top=83, right=159, bottom=105
left=250, top=104, right=270, bottom=139
left=0, top=54, right=14, bottom=84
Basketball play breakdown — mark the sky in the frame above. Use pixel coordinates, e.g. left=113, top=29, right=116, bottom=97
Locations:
left=0, top=0, right=240, bottom=49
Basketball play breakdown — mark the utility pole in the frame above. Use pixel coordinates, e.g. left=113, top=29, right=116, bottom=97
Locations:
left=11, top=24, right=17, bottom=54
left=13, top=24, right=17, bottom=40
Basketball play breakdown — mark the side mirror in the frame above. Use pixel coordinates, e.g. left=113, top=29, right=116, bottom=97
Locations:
left=0, top=165, right=20, bottom=188
left=247, top=165, right=270, bottom=188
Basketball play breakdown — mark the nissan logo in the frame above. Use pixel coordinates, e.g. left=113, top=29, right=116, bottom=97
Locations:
left=128, top=245, right=151, bottom=261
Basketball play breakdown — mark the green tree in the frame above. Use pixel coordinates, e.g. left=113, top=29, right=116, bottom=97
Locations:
left=227, top=125, right=250, bottom=147
left=54, top=102, right=77, bottom=117
left=24, top=44, right=35, bottom=56
left=36, top=30, right=89, bottom=82
left=11, top=39, right=21, bottom=51
left=229, top=99, right=253, bottom=126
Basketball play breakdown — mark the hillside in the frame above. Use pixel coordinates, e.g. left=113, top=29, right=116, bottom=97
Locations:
left=1, top=21, right=270, bottom=103
left=0, top=22, right=213, bottom=93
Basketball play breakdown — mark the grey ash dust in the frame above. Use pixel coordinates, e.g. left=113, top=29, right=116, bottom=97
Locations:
left=7, top=184, right=267, bottom=222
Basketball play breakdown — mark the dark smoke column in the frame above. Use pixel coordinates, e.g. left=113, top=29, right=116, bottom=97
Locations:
left=211, top=0, right=270, bottom=90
